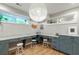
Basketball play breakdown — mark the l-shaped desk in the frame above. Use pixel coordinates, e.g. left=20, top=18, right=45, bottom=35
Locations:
left=0, top=34, right=36, bottom=55
left=0, top=34, right=58, bottom=55
left=0, top=34, right=79, bottom=55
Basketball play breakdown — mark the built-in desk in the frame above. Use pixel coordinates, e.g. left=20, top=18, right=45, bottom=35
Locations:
left=0, top=34, right=36, bottom=55
left=39, top=34, right=79, bottom=55
left=0, top=34, right=59, bottom=55
left=50, top=35, right=79, bottom=55
left=1, top=34, right=79, bottom=55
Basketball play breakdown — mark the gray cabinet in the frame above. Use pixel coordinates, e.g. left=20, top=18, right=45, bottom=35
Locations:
left=0, top=41, right=9, bottom=55
left=51, top=36, right=73, bottom=54
left=51, top=37, right=60, bottom=50
left=59, top=36, right=73, bottom=54
left=73, top=37, right=79, bottom=55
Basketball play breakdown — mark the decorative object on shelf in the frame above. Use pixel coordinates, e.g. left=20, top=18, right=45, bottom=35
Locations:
left=49, top=11, right=78, bottom=24
left=55, top=33, right=59, bottom=36
left=47, top=17, right=58, bottom=24
left=40, top=24, right=44, bottom=30
left=47, top=19, right=53, bottom=24
left=32, top=23, right=38, bottom=29
left=29, top=3, right=47, bottom=23
left=52, top=19, right=57, bottom=23
left=60, top=12, right=78, bottom=23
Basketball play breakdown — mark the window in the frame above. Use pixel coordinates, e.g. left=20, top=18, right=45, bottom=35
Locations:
left=0, top=12, right=16, bottom=23
left=0, top=11, right=30, bottom=24
left=2, top=15, right=16, bottom=23
left=16, top=17, right=27, bottom=24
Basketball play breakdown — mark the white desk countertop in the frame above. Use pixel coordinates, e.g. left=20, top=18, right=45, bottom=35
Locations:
left=1, top=34, right=79, bottom=41
left=0, top=34, right=36, bottom=41
left=61, top=34, right=79, bottom=37
left=2, top=34, right=79, bottom=41
left=41, top=34, right=59, bottom=37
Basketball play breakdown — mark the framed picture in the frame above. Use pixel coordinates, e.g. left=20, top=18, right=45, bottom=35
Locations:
left=68, top=26, right=77, bottom=35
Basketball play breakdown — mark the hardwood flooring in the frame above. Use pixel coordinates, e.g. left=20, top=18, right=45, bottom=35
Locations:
left=22, top=44, right=64, bottom=55
left=9, top=44, right=64, bottom=55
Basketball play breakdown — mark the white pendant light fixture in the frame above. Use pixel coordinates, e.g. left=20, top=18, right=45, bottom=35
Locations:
left=29, top=3, right=47, bottom=23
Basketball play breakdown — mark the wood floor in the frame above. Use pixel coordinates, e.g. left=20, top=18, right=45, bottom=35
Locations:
left=22, top=44, right=64, bottom=55
left=9, top=44, right=64, bottom=55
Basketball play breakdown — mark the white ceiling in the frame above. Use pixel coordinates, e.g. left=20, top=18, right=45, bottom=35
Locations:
left=3, top=3, right=79, bottom=15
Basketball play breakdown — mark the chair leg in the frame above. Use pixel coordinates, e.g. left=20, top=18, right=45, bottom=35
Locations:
left=43, top=43, right=49, bottom=48
left=32, top=42, right=37, bottom=48
left=16, top=47, right=24, bottom=55
left=21, top=47, right=24, bottom=55
left=32, top=43, right=35, bottom=48
left=16, top=48, right=19, bottom=55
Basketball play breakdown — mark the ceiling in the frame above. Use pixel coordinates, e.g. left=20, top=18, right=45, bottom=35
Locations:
left=2, top=3, right=79, bottom=15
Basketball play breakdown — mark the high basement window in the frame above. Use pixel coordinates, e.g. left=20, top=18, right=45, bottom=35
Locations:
left=0, top=11, right=30, bottom=24
left=16, top=16, right=27, bottom=24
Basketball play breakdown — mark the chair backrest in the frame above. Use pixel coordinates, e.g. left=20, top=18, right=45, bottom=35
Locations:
left=32, top=36, right=37, bottom=41
left=32, top=39, right=36, bottom=42
left=43, top=39, right=48, bottom=42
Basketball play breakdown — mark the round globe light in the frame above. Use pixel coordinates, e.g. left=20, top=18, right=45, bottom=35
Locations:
left=29, top=4, right=47, bottom=22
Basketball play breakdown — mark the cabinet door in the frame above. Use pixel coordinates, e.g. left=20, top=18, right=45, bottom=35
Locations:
left=0, top=41, right=9, bottom=55
left=51, top=37, right=60, bottom=50
left=59, top=36, right=73, bottom=54
left=73, top=37, right=79, bottom=55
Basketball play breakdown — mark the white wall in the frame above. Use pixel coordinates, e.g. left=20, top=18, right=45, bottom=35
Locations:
left=42, top=7, right=79, bottom=36
left=0, top=23, right=36, bottom=37
left=41, top=23, right=77, bottom=36
left=0, top=4, right=36, bottom=37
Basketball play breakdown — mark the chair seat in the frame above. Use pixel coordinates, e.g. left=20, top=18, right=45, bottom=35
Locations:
left=32, top=39, right=37, bottom=42
left=43, top=39, right=48, bottom=42
left=17, top=43, right=23, bottom=46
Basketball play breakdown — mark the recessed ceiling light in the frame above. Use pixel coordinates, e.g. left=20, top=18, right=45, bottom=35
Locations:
left=16, top=3, right=22, bottom=6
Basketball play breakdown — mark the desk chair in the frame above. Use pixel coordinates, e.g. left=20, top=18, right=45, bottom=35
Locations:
left=8, top=42, right=17, bottom=55
left=8, top=47, right=17, bottom=55
left=31, top=37, right=37, bottom=48
left=16, top=43, right=24, bottom=55
left=43, top=39, right=49, bottom=48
